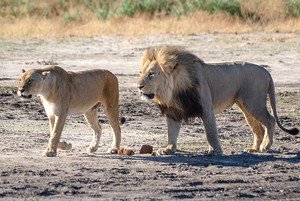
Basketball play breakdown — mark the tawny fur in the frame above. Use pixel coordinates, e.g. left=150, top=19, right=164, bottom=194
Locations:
left=137, top=46, right=299, bottom=155
left=18, top=66, right=121, bottom=157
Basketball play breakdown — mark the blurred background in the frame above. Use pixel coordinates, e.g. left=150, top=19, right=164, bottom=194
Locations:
left=1, top=0, right=300, bottom=38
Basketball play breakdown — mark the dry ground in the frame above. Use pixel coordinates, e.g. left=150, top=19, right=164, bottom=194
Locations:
left=0, top=33, right=299, bottom=200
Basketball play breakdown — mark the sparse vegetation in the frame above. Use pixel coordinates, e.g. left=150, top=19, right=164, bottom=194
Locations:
left=1, top=0, right=300, bottom=38
left=1, top=0, right=300, bottom=20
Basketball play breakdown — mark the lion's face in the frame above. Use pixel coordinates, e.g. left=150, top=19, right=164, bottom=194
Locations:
left=17, top=69, right=50, bottom=98
left=137, top=60, right=165, bottom=102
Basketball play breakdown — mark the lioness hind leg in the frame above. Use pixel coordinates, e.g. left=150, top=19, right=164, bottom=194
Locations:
left=104, top=104, right=121, bottom=154
left=84, top=108, right=102, bottom=153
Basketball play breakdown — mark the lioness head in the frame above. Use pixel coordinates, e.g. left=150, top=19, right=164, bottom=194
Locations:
left=17, top=69, right=51, bottom=98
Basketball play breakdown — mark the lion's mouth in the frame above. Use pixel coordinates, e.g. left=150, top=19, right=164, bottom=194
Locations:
left=144, top=93, right=155, bottom=99
left=17, top=90, right=32, bottom=99
left=140, top=93, right=155, bottom=101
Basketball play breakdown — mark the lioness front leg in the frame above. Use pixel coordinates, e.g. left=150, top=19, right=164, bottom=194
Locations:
left=43, top=114, right=67, bottom=157
left=49, top=115, right=72, bottom=151
left=202, top=111, right=223, bottom=155
left=84, top=108, right=102, bottom=153
left=158, top=117, right=181, bottom=155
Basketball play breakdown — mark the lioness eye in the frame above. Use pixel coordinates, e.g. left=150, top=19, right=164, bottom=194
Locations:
left=26, top=79, right=32, bottom=84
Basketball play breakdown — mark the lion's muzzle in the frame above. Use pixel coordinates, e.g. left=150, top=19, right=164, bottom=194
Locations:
left=137, top=85, right=155, bottom=100
left=17, top=89, right=32, bottom=99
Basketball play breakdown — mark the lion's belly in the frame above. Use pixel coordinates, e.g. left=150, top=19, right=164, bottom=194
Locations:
left=213, top=100, right=235, bottom=114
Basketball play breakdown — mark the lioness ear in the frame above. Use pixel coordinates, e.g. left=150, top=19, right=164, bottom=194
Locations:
left=21, top=69, right=26, bottom=74
left=41, top=71, right=51, bottom=79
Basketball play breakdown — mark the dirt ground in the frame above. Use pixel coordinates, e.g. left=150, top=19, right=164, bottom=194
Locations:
left=0, top=33, right=299, bottom=200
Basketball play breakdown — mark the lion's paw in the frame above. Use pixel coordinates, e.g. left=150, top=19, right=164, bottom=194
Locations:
left=204, top=149, right=222, bottom=156
left=43, top=149, right=57, bottom=157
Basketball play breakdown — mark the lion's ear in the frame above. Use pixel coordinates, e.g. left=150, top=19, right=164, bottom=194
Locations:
left=157, top=48, right=178, bottom=73
left=159, top=60, right=177, bottom=74
left=21, top=69, right=26, bottom=74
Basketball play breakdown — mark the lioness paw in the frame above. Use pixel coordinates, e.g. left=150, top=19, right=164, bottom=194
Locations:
left=107, top=148, right=118, bottom=154
left=87, top=146, right=98, bottom=153
left=155, top=148, right=176, bottom=155
left=43, top=150, right=57, bottom=157
left=244, top=148, right=258, bottom=153
left=58, top=141, right=72, bottom=150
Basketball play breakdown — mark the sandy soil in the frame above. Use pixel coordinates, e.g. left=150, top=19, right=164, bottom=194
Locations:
left=0, top=33, right=299, bottom=200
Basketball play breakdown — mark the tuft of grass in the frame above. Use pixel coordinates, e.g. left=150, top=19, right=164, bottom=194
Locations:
left=285, top=0, right=300, bottom=17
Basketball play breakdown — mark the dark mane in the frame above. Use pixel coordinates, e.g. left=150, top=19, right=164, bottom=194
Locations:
left=142, top=46, right=204, bottom=122
left=158, top=54, right=203, bottom=122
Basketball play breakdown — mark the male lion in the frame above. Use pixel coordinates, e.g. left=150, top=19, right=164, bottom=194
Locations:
left=137, top=46, right=299, bottom=155
left=17, top=65, right=122, bottom=157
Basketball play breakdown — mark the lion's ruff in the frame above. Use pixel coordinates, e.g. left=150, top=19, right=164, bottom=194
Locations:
left=17, top=66, right=121, bottom=157
left=137, top=46, right=299, bottom=155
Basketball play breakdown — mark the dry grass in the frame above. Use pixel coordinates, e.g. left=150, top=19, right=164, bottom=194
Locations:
left=1, top=12, right=300, bottom=39
left=1, top=0, right=300, bottom=38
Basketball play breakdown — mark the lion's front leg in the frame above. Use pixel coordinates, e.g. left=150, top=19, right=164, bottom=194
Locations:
left=158, top=117, right=181, bottom=155
left=43, top=114, right=67, bottom=157
left=202, top=111, right=223, bottom=155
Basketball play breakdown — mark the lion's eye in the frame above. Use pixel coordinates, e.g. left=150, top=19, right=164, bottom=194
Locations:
left=147, top=72, right=154, bottom=78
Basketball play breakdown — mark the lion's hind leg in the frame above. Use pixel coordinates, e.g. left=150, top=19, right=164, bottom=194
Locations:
left=84, top=107, right=102, bottom=153
left=237, top=100, right=275, bottom=152
left=238, top=103, right=264, bottom=152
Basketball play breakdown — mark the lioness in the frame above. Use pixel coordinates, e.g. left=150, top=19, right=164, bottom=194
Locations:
left=17, top=66, right=121, bottom=157
left=137, top=46, right=299, bottom=155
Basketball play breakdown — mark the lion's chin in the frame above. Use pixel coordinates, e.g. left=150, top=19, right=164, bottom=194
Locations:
left=141, top=94, right=155, bottom=102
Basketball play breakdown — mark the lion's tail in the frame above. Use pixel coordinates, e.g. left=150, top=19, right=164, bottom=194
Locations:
left=268, top=76, right=299, bottom=135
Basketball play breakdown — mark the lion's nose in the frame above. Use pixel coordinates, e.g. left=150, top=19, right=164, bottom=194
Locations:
left=137, top=85, right=144, bottom=90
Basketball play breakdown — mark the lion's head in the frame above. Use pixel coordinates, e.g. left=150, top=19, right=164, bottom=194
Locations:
left=137, top=46, right=204, bottom=121
left=17, top=68, right=53, bottom=98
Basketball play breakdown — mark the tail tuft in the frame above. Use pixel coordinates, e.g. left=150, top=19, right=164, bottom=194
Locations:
left=286, top=127, right=299, bottom=135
